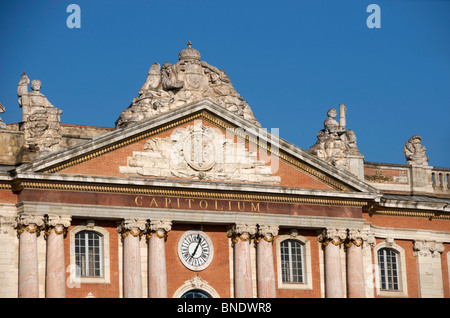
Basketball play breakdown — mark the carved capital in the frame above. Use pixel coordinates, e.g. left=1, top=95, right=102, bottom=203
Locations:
left=147, top=220, right=172, bottom=240
left=255, top=224, right=279, bottom=244
left=318, top=228, right=347, bottom=247
left=117, top=218, right=147, bottom=239
left=227, top=223, right=257, bottom=244
left=345, top=229, right=371, bottom=248
left=14, top=214, right=45, bottom=235
left=44, top=215, right=72, bottom=237
left=413, top=240, right=445, bottom=258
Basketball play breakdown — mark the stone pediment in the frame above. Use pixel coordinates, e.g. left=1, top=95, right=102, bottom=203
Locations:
left=15, top=99, right=378, bottom=193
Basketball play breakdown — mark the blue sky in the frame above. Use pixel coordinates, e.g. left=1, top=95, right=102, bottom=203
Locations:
left=0, top=0, right=449, bottom=167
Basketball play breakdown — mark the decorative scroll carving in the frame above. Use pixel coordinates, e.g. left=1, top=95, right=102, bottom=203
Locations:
left=119, top=120, right=280, bottom=184
left=365, top=169, right=393, bottom=183
left=115, top=42, right=260, bottom=128
left=404, top=135, right=428, bottom=166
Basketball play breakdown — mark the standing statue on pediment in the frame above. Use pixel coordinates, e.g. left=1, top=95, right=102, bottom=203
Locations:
left=404, top=135, right=428, bottom=166
left=17, top=73, right=62, bottom=156
left=310, top=105, right=362, bottom=171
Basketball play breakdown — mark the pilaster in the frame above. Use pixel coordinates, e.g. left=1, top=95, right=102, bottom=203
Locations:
left=413, top=240, right=445, bottom=298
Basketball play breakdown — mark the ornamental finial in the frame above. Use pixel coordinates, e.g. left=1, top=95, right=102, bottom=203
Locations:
left=187, top=40, right=192, bottom=48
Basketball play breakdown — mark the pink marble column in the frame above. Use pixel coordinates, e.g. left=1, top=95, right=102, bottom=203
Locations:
left=255, top=225, right=278, bottom=298
left=118, top=219, right=147, bottom=298
left=345, top=229, right=367, bottom=298
left=319, top=228, right=347, bottom=298
left=147, top=220, right=172, bottom=298
left=14, top=214, right=45, bottom=298
left=228, top=224, right=257, bottom=298
left=45, top=215, right=71, bottom=298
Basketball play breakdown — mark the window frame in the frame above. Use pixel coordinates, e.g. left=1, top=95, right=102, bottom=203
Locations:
left=276, top=232, right=313, bottom=290
left=70, top=224, right=111, bottom=285
left=75, top=230, right=104, bottom=278
left=280, top=239, right=305, bottom=284
left=374, top=241, right=408, bottom=297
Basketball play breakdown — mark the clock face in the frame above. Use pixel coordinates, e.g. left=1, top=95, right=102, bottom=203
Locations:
left=178, top=230, right=214, bottom=271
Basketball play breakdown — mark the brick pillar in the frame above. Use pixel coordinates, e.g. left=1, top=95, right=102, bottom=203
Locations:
left=45, top=215, right=71, bottom=298
left=14, top=214, right=45, bottom=298
left=228, top=224, right=257, bottom=298
left=147, top=220, right=172, bottom=298
left=118, top=218, right=147, bottom=298
left=345, top=229, right=366, bottom=298
left=255, top=225, right=278, bottom=298
left=319, top=228, right=347, bottom=298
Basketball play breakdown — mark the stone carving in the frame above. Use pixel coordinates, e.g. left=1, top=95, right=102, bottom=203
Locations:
left=365, top=169, right=393, bottom=183
left=17, top=73, right=63, bottom=156
left=0, top=103, right=8, bottom=130
left=310, top=104, right=362, bottom=169
left=119, top=120, right=280, bottom=184
left=115, top=42, right=260, bottom=128
left=404, top=135, right=428, bottom=166
left=413, top=240, right=444, bottom=257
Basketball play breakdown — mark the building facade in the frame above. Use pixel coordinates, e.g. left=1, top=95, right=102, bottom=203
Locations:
left=0, top=44, right=449, bottom=298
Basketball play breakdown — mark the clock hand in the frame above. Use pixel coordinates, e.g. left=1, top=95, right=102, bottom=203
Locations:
left=192, top=235, right=202, bottom=257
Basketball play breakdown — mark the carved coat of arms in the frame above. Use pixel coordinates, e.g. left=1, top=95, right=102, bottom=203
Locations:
left=119, top=121, right=280, bottom=184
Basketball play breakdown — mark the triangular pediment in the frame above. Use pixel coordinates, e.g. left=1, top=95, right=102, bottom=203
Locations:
left=16, top=99, right=377, bottom=193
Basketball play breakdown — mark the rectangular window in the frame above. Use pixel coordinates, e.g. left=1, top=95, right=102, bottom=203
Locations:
left=75, top=231, right=103, bottom=277
left=281, top=240, right=304, bottom=283
left=378, top=248, right=399, bottom=291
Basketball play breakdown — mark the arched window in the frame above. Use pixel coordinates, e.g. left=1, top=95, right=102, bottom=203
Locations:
left=181, top=289, right=212, bottom=298
left=377, top=248, right=400, bottom=291
left=280, top=239, right=304, bottom=283
left=75, top=230, right=103, bottom=277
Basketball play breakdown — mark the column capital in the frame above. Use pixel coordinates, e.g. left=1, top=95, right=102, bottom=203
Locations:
left=345, top=229, right=374, bottom=248
left=147, top=219, right=172, bottom=240
left=318, top=228, right=347, bottom=247
left=14, top=214, right=45, bottom=235
left=413, top=240, right=445, bottom=258
left=227, top=223, right=257, bottom=244
left=117, top=218, right=147, bottom=239
left=255, top=224, right=279, bottom=244
left=45, top=215, right=72, bottom=238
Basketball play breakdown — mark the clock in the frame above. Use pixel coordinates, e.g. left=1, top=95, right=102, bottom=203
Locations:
left=178, top=230, right=214, bottom=271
